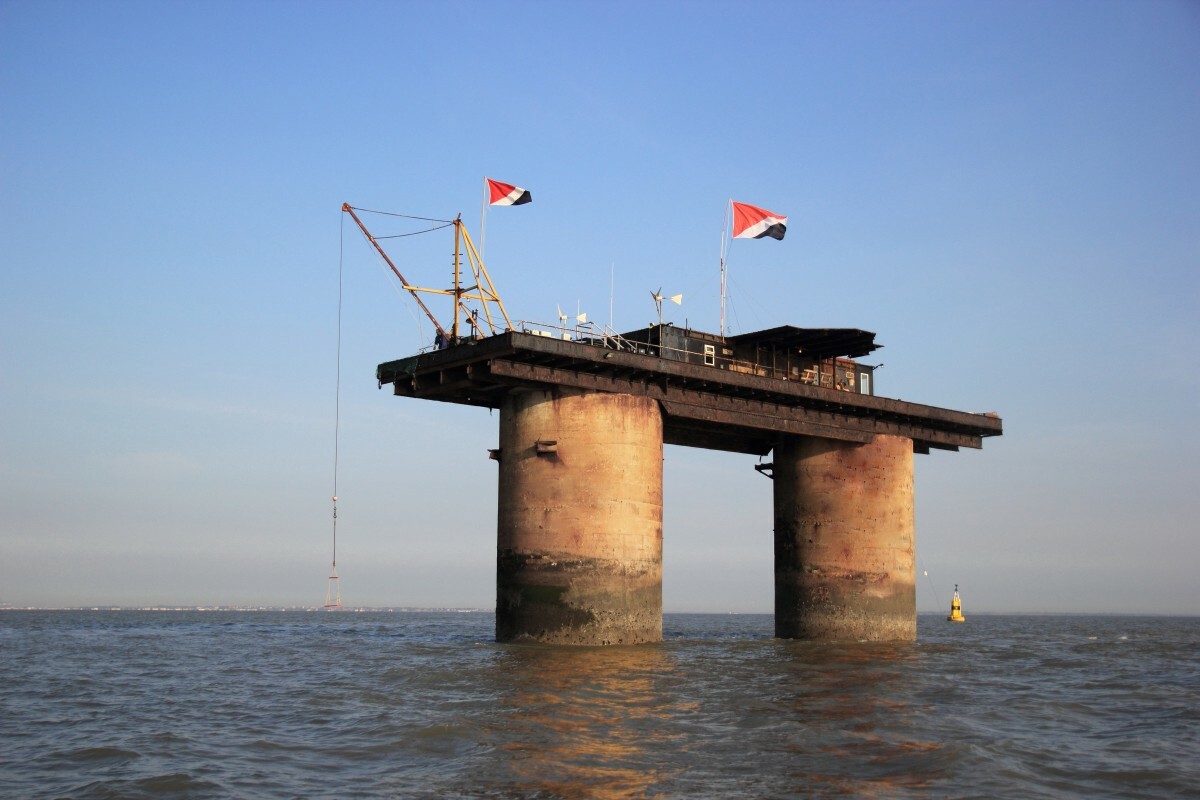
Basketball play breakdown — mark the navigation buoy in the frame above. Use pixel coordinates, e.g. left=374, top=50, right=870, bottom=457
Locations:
left=947, top=584, right=965, bottom=622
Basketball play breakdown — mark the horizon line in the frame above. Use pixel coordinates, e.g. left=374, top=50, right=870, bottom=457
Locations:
left=3, top=606, right=1196, bottom=618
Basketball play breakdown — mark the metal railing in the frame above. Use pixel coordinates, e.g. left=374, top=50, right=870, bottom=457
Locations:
left=515, top=319, right=643, bottom=353
left=514, top=321, right=792, bottom=378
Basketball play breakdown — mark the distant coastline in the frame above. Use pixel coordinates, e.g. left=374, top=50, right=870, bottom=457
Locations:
left=0, top=606, right=491, bottom=613
left=1, top=606, right=1195, bottom=617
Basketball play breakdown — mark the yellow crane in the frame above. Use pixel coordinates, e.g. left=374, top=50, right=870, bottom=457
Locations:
left=342, top=203, right=513, bottom=345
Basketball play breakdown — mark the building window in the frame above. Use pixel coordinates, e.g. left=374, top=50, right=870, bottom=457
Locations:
left=704, top=344, right=715, bottom=366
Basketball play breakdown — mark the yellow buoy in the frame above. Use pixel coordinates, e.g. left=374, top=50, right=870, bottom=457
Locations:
left=947, top=584, right=965, bottom=622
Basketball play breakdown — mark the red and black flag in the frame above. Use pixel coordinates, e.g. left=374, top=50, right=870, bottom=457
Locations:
left=731, top=201, right=787, bottom=240
left=486, top=178, right=532, bottom=206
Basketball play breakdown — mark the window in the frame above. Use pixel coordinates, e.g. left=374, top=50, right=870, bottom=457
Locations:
left=704, top=344, right=715, bottom=366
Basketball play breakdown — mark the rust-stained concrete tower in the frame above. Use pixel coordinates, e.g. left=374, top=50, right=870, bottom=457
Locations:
left=496, top=389, right=663, bottom=645
left=773, top=434, right=915, bottom=640
left=378, top=326, right=1000, bottom=646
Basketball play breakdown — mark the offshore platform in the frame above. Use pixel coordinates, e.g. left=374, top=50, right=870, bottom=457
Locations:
left=347, top=200, right=1002, bottom=645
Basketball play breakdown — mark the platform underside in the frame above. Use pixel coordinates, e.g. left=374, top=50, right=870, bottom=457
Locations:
left=377, top=332, right=1002, bottom=455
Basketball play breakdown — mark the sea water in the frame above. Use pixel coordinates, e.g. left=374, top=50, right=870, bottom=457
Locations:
left=1, top=611, right=1196, bottom=799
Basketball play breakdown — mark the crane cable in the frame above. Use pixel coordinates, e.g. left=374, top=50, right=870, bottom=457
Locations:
left=333, top=212, right=343, bottom=567
left=325, top=212, right=345, bottom=608
left=919, top=553, right=942, bottom=612
left=326, top=205, right=448, bottom=608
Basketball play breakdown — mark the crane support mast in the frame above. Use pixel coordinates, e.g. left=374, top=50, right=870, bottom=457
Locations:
left=455, top=217, right=513, bottom=337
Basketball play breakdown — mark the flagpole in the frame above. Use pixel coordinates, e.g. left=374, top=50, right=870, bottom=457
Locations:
left=720, top=198, right=731, bottom=339
left=480, top=178, right=488, bottom=263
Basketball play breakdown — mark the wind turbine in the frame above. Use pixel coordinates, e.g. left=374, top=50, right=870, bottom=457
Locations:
left=558, top=303, right=587, bottom=338
left=650, top=288, right=682, bottom=327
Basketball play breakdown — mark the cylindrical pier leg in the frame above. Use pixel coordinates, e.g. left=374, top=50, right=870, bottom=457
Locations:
left=496, top=388, right=663, bottom=645
left=773, top=434, right=915, bottom=641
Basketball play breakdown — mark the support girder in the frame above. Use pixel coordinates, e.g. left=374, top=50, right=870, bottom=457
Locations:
left=379, top=331, right=1002, bottom=455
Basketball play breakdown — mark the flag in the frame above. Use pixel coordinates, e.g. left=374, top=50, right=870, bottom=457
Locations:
left=486, top=178, right=532, bottom=206
left=731, top=201, right=787, bottom=240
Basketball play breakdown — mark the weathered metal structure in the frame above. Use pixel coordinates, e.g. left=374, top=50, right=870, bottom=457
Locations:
left=377, top=326, right=1001, bottom=644
left=347, top=200, right=999, bottom=644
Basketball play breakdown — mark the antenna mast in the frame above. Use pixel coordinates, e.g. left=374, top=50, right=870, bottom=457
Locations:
left=719, top=199, right=731, bottom=338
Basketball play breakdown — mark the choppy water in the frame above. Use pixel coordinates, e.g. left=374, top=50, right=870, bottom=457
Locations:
left=1, top=611, right=1196, bottom=799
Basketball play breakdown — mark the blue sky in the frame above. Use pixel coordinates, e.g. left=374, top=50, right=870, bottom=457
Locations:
left=2, top=0, right=1197, bottom=613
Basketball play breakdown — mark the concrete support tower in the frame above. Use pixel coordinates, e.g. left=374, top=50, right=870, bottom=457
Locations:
left=773, top=434, right=916, bottom=641
left=496, top=388, right=664, bottom=645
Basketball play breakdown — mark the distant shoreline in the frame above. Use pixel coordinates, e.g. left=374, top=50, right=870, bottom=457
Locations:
left=1, top=607, right=1196, bottom=618
left=0, top=606, right=489, bottom=613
